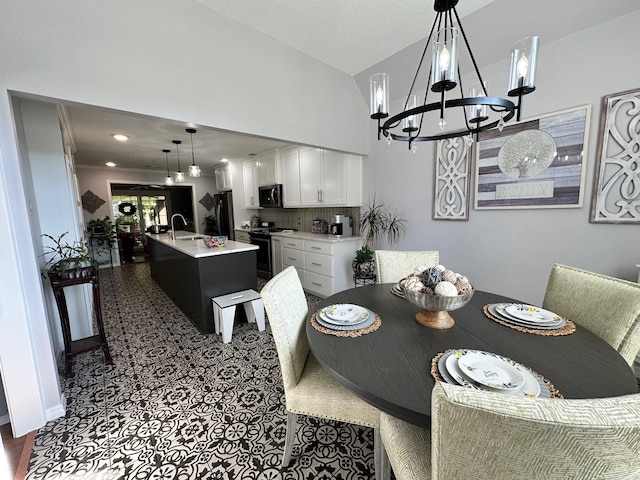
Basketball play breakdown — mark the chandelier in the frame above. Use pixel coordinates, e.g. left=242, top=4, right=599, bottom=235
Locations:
left=370, top=0, right=538, bottom=149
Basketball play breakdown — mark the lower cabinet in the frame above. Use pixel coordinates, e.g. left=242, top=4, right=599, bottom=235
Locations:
left=235, top=230, right=251, bottom=244
left=279, top=236, right=360, bottom=297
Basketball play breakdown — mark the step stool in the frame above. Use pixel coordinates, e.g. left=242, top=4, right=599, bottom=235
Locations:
left=212, top=289, right=265, bottom=344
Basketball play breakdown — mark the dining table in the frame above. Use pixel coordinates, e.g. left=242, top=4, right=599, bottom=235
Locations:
left=306, top=284, right=638, bottom=428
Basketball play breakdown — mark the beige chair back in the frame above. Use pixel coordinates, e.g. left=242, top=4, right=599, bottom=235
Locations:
left=543, top=263, right=640, bottom=365
left=375, top=250, right=439, bottom=284
left=260, top=266, right=310, bottom=392
left=432, top=382, right=640, bottom=479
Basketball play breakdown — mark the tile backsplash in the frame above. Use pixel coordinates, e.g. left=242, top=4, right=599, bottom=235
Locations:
left=255, top=207, right=361, bottom=235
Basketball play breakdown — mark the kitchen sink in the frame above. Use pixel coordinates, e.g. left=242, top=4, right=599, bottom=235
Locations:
left=177, top=236, right=204, bottom=241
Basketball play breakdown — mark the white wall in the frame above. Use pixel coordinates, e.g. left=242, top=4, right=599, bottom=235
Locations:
left=361, top=10, right=640, bottom=305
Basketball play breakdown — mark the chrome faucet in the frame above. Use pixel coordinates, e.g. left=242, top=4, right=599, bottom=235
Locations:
left=170, top=213, right=187, bottom=239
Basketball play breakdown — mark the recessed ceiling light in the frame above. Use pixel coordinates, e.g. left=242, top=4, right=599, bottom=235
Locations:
left=220, top=158, right=229, bottom=163
left=112, top=134, right=129, bottom=142
left=106, top=162, right=116, bottom=167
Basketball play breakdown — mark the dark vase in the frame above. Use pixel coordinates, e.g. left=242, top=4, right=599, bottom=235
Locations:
left=352, top=259, right=375, bottom=276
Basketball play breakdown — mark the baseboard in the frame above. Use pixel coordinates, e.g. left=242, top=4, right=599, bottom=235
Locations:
left=46, top=393, right=66, bottom=422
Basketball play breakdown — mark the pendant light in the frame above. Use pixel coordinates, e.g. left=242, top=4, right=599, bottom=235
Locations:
left=186, top=128, right=201, bottom=177
left=163, top=149, right=173, bottom=186
left=172, top=140, right=185, bottom=182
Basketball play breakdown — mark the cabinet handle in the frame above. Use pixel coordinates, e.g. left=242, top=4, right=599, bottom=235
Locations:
left=287, top=257, right=297, bottom=261
left=311, top=262, right=322, bottom=266
left=311, top=282, right=322, bottom=286
left=311, top=246, right=321, bottom=250
left=286, top=242, right=296, bottom=246
left=320, top=189, right=323, bottom=203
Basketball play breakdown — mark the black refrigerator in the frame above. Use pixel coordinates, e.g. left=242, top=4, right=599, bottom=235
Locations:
left=214, top=192, right=235, bottom=240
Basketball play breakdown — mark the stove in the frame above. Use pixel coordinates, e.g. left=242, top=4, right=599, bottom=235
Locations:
left=248, top=227, right=296, bottom=278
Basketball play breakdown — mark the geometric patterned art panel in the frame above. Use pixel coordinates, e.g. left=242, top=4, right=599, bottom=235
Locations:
left=199, top=192, right=216, bottom=211
left=591, top=88, right=640, bottom=223
left=81, top=189, right=106, bottom=214
left=434, top=137, right=471, bottom=220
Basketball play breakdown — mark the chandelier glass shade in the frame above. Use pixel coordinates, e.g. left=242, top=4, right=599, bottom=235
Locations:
left=186, top=128, right=201, bottom=177
left=370, top=0, right=538, bottom=148
left=163, top=149, right=173, bottom=186
left=172, top=140, right=185, bottom=182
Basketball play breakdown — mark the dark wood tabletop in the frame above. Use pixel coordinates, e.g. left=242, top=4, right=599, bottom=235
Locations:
left=306, top=285, right=638, bottom=428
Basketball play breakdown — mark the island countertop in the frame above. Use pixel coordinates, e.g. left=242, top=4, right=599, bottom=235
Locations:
left=146, top=232, right=258, bottom=258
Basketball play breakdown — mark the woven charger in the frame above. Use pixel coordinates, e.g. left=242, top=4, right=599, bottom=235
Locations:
left=311, top=310, right=381, bottom=337
left=483, top=304, right=576, bottom=336
left=430, top=349, right=564, bottom=399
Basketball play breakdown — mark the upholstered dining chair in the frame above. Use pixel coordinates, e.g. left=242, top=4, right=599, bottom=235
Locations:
left=543, top=263, right=640, bottom=366
left=260, top=266, right=386, bottom=478
left=381, top=382, right=640, bottom=480
left=374, top=250, right=439, bottom=284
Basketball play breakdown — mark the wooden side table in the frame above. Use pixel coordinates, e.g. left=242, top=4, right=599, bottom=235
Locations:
left=49, top=266, right=112, bottom=375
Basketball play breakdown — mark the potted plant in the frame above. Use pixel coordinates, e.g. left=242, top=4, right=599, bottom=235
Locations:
left=353, top=196, right=407, bottom=276
left=87, top=216, right=116, bottom=247
left=41, top=232, right=99, bottom=279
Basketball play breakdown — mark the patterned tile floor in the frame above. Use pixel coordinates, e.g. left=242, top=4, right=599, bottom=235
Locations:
left=26, top=263, right=376, bottom=480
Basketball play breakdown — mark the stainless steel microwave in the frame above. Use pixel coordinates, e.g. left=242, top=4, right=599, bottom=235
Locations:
left=258, top=184, right=283, bottom=208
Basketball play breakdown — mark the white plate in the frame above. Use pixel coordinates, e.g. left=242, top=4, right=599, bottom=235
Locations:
left=315, top=310, right=376, bottom=331
left=318, top=309, right=369, bottom=326
left=505, top=304, right=561, bottom=324
left=322, top=304, right=369, bottom=324
left=439, top=350, right=542, bottom=398
left=457, top=351, right=524, bottom=390
left=493, top=304, right=565, bottom=329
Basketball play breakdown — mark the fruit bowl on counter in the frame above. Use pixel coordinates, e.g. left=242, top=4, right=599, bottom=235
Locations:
left=202, top=236, right=227, bottom=247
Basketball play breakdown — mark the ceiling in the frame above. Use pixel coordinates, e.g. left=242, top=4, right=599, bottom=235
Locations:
left=63, top=0, right=640, bottom=174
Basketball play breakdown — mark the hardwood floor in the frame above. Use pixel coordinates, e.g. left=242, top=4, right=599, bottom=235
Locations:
left=1, top=423, right=35, bottom=480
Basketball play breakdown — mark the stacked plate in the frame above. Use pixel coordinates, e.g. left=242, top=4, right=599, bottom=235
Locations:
left=488, top=303, right=566, bottom=330
left=391, top=283, right=405, bottom=298
left=437, top=349, right=551, bottom=398
left=316, top=304, right=375, bottom=331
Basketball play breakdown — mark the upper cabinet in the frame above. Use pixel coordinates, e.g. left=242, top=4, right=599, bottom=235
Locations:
left=280, top=146, right=302, bottom=207
left=255, top=149, right=281, bottom=186
left=215, top=166, right=232, bottom=191
left=243, top=161, right=259, bottom=208
left=243, top=146, right=362, bottom=208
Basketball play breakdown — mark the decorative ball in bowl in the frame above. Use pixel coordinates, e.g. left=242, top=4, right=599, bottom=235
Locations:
left=400, top=266, right=474, bottom=329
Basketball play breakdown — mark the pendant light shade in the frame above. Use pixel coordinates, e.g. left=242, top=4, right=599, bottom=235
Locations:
left=163, top=149, right=173, bottom=186
left=186, top=128, right=201, bottom=177
left=172, top=140, right=184, bottom=182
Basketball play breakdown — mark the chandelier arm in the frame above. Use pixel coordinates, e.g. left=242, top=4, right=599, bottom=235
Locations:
left=382, top=97, right=516, bottom=142
left=452, top=6, right=489, bottom=98
left=404, top=12, right=442, bottom=111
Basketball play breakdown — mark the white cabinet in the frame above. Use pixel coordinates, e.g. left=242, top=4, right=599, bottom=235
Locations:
left=215, top=166, right=232, bottom=191
left=243, top=161, right=259, bottom=208
left=299, top=147, right=347, bottom=206
left=271, top=236, right=283, bottom=276
left=235, top=229, right=251, bottom=244
left=282, top=146, right=362, bottom=208
left=278, top=235, right=361, bottom=297
left=255, top=149, right=280, bottom=186
left=281, top=146, right=302, bottom=207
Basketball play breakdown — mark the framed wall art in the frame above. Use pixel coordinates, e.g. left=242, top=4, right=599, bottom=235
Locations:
left=433, top=137, right=471, bottom=220
left=590, top=88, right=640, bottom=224
left=474, top=104, right=591, bottom=210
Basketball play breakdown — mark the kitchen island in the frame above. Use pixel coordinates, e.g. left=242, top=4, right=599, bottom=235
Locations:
left=147, top=232, right=259, bottom=334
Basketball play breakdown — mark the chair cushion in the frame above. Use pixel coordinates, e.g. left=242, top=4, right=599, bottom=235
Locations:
left=287, top=353, right=380, bottom=429
left=380, top=412, right=431, bottom=480
left=432, top=383, right=640, bottom=479
left=543, top=263, right=640, bottom=365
